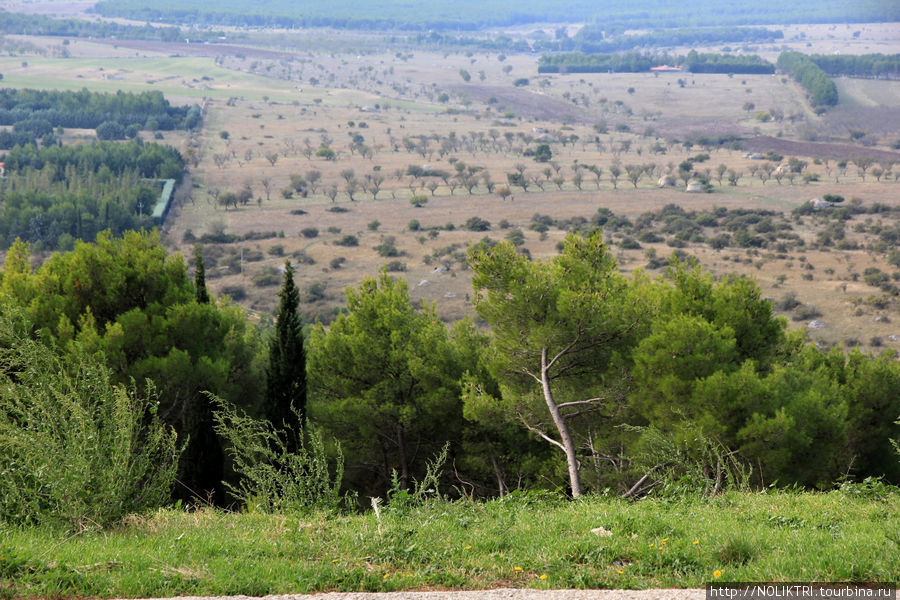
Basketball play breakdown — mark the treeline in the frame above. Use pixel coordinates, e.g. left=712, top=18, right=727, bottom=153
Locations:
left=0, top=11, right=221, bottom=43
left=538, top=51, right=773, bottom=74
left=811, top=53, right=900, bottom=79
left=90, top=0, right=900, bottom=33
left=682, top=50, right=774, bottom=74
left=3, top=140, right=184, bottom=180
left=538, top=52, right=662, bottom=73
left=419, top=26, right=785, bottom=55
left=2, top=231, right=898, bottom=528
left=0, top=141, right=184, bottom=250
left=777, top=51, right=838, bottom=107
left=0, top=89, right=201, bottom=142
left=568, top=26, right=783, bottom=54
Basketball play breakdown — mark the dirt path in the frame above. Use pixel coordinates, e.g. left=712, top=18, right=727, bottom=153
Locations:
left=132, top=590, right=707, bottom=600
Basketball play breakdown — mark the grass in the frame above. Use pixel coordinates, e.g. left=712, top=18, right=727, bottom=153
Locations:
left=0, top=56, right=383, bottom=105
left=1, top=491, right=898, bottom=597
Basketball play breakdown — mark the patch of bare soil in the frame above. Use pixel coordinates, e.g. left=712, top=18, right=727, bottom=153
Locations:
left=448, top=85, right=595, bottom=124
left=743, top=136, right=900, bottom=162
left=91, top=39, right=299, bottom=61
left=133, top=589, right=707, bottom=600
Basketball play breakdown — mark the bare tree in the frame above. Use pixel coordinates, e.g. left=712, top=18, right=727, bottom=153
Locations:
left=305, top=170, right=321, bottom=195
left=344, top=178, right=359, bottom=201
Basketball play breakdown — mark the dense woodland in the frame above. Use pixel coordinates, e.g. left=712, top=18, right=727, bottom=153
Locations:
left=0, top=89, right=201, bottom=145
left=90, top=0, right=900, bottom=32
left=562, top=27, right=783, bottom=55
left=810, top=53, right=900, bottom=79
left=0, top=11, right=219, bottom=43
left=0, top=141, right=184, bottom=251
left=537, top=52, right=773, bottom=74
left=1, top=230, right=898, bottom=527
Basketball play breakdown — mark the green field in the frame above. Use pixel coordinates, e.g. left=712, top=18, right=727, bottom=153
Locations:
left=0, top=56, right=378, bottom=105
left=2, top=490, right=897, bottom=598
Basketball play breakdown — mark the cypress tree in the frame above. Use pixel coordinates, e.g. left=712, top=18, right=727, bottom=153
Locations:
left=266, top=261, right=305, bottom=453
left=194, top=244, right=210, bottom=304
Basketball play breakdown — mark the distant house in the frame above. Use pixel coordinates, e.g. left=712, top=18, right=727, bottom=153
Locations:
left=0, top=162, right=5, bottom=177
left=811, top=198, right=835, bottom=209
left=651, top=65, right=682, bottom=72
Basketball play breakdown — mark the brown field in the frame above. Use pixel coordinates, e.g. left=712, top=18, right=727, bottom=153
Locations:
left=2, top=18, right=900, bottom=351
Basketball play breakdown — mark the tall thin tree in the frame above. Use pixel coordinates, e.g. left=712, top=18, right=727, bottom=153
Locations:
left=266, top=261, right=306, bottom=453
left=194, top=244, right=210, bottom=304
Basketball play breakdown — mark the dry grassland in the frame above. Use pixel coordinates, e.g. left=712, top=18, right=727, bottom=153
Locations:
left=1, top=23, right=899, bottom=352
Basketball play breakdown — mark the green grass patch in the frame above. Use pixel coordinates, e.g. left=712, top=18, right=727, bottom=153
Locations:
left=0, top=56, right=382, bottom=105
left=1, top=491, right=897, bottom=597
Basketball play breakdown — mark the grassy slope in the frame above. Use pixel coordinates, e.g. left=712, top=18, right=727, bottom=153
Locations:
left=1, top=491, right=898, bottom=598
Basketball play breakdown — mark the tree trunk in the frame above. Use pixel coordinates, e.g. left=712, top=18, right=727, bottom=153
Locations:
left=489, top=449, right=507, bottom=498
left=541, top=348, right=582, bottom=497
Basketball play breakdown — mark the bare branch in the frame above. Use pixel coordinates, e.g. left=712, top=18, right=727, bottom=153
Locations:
left=556, top=397, right=602, bottom=409
left=518, top=414, right=565, bottom=452
left=622, top=463, right=669, bottom=499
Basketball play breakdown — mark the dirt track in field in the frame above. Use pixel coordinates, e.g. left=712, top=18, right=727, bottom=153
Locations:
left=130, top=589, right=707, bottom=600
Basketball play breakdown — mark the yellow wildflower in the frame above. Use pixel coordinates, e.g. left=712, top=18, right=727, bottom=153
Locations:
left=539, top=574, right=548, bottom=580
left=514, top=566, right=523, bottom=572
left=714, top=570, right=723, bottom=578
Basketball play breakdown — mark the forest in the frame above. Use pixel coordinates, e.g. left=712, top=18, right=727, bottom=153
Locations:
left=0, top=140, right=184, bottom=251
left=0, top=89, right=201, bottom=145
left=810, top=53, right=900, bottom=79
left=537, top=52, right=773, bottom=74
left=0, top=231, right=897, bottom=529
left=89, top=0, right=900, bottom=32
left=562, top=27, right=783, bottom=55
left=0, top=11, right=219, bottom=43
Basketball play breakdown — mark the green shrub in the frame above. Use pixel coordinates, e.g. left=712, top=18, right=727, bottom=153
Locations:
left=465, top=216, right=491, bottom=231
left=384, top=260, right=407, bottom=272
left=212, top=398, right=347, bottom=514
left=0, top=315, right=179, bottom=529
left=252, top=266, right=281, bottom=287
left=334, top=235, right=359, bottom=247
left=300, top=227, right=319, bottom=238
left=221, top=284, right=248, bottom=301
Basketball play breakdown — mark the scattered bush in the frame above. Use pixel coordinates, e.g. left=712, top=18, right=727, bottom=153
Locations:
left=465, top=216, right=491, bottom=231
left=252, top=266, right=281, bottom=287
left=334, top=235, right=359, bottom=247
left=384, top=260, right=407, bottom=272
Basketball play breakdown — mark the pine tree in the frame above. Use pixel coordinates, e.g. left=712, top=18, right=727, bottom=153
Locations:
left=194, top=244, right=210, bottom=304
left=266, top=261, right=306, bottom=453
